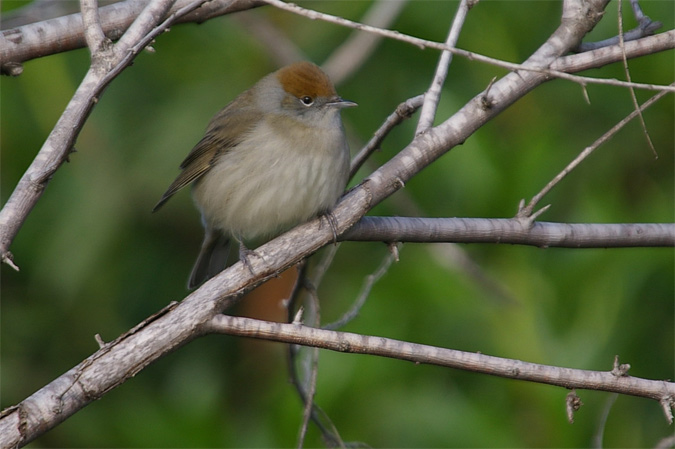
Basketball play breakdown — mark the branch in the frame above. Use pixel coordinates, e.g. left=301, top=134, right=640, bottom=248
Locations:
left=517, top=84, right=671, bottom=220
left=350, top=94, right=424, bottom=178
left=0, top=0, right=264, bottom=75
left=261, top=0, right=675, bottom=93
left=204, top=315, right=675, bottom=411
left=551, top=29, right=675, bottom=74
left=342, top=217, right=675, bottom=248
left=0, top=0, right=212, bottom=270
left=416, top=0, right=472, bottom=134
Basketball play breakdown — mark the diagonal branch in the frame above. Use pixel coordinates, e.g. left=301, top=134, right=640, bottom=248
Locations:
left=0, top=0, right=209, bottom=270
left=0, top=0, right=265, bottom=75
left=517, top=84, right=671, bottom=220
left=416, top=0, right=473, bottom=134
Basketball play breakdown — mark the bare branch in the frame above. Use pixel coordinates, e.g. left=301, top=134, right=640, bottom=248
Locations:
left=114, top=0, right=177, bottom=57
left=342, top=218, right=675, bottom=248
left=617, top=0, right=657, bottom=158
left=0, top=0, right=211, bottom=269
left=517, top=84, right=670, bottom=219
left=0, top=0, right=265, bottom=74
left=551, top=30, right=675, bottom=73
left=577, top=0, right=663, bottom=52
left=323, top=247, right=397, bottom=330
left=416, top=0, right=473, bottom=134
left=297, top=300, right=320, bottom=448
left=350, top=94, right=424, bottom=179
left=205, top=315, right=675, bottom=404
left=286, top=257, right=346, bottom=447
left=261, top=0, right=675, bottom=93
left=80, top=0, right=107, bottom=55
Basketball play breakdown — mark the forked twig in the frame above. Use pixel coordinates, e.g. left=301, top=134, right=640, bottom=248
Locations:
left=350, top=94, right=424, bottom=179
left=517, top=84, right=671, bottom=220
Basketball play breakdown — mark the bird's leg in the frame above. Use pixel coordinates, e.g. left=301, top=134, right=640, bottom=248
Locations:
left=320, top=211, right=339, bottom=244
left=235, top=235, right=262, bottom=275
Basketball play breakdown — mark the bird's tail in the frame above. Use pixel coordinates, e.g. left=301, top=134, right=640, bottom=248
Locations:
left=188, top=229, right=230, bottom=289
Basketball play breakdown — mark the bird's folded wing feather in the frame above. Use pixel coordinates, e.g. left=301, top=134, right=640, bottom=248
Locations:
left=152, top=104, right=260, bottom=212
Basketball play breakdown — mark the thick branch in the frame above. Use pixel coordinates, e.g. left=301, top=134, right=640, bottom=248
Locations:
left=204, top=315, right=675, bottom=406
left=342, top=217, right=675, bottom=248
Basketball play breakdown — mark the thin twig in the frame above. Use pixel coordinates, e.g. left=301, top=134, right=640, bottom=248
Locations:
left=261, top=0, right=675, bottom=93
left=323, top=248, right=397, bottom=330
left=577, top=0, right=662, bottom=52
left=113, top=0, right=177, bottom=57
left=617, top=0, right=657, bottom=158
left=286, top=252, right=346, bottom=447
left=101, top=0, right=210, bottom=86
left=416, top=0, right=472, bottom=134
left=517, top=84, right=671, bottom=220
left=349, top=94, right=424, bottom=179
left=592, top=393, right=618, bottom=447
left=297, top=291, right=320, bottom=448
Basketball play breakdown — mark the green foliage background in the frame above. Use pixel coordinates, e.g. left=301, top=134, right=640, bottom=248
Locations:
left=1, top=0, right=673, bottom=447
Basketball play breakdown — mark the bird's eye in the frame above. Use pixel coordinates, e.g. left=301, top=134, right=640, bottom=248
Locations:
left=300, top=96, right=314, bottom=106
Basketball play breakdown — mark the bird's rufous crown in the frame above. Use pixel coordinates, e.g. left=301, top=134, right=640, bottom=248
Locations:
left=276, top=61, right=337, bottom=100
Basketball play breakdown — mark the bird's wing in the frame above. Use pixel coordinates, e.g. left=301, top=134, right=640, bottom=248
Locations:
left=152, top=102, right=259, bottom=212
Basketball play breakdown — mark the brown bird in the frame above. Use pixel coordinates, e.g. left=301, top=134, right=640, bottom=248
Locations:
left=154, top=62, right=356, bottom=288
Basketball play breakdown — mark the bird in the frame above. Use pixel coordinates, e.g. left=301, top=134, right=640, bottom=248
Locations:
left=153, top=61, right=356, bottom=288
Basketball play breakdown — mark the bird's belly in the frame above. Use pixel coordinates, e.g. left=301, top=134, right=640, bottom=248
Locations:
left=192, top=134, right=348, bottom=240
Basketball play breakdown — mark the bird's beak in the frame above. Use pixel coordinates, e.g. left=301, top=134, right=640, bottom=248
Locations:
left=328, top=97, right=358, bottom=108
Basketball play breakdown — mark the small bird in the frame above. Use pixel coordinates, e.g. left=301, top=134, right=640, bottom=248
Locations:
left=153, top=62, right=356, bottom=288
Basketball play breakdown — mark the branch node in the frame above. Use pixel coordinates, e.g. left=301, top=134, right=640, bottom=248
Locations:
left=566, top=389, right=583, bottom=424
left=293, top=306, right=305, bottom=325
left=611, top=354, right=631, bottom=377
left=387, top=242, right=400, bottom=262
left=581, top=83, right=590, bottom=104
left=94, top=334, right=106, bottom=348
left=2, top=251, right=20, bottom=271
left=1, top=62, right=24, bottom=77
left=659, top=396, right=674, bottom=424
left=530, top=204, right=551, bottom=222
left=481, top=77, right=497, bottom=109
